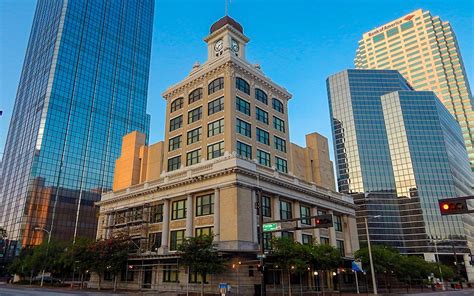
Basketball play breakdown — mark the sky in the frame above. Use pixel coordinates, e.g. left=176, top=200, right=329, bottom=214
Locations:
left=1, top=0, right=473, bottom=163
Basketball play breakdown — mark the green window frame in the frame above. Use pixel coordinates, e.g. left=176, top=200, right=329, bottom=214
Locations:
left=169, top=135, right=181, bottom=151
left=187, top=127, right=202, bottom=145
left=262, top=196, right=271, bottom=217
left=272, top=98, right=284, bottom=113
left=188, top=106, right=202, bottom=124
left=273, top=116, right=285, bottom=132
left=257, top=149, right=271, bottom=167
left=255, top=88, right=268, bottom=104
left=167, top=156, right=181, bottom=172
left=256, top=128, right=270, bottom=145
left=236, top=118, right=251, bottom=137
left=274, top=136, right=287, bottom=152
left=170, top=230, right=185, bottom=251
left=237, top=141, right=252, bottom=158
left=169, top=115, right=183, bottom=132
left=276, top=157, right=288, bottom=173
left=170, top=97, right=183, bottom=113
left=171, top=199, right=186, bottom=220
left=196, top=194, right=214, bottom=216
left=256, top=107, right=268, bottom=124
left=150, top=204, right=164, bottom=223
left=188, top=88, right=203, bottom=104
left=208, top=77, right=224, bottom=95
left=208, top=119, right=224, bottom=137
left=236, top=96, right=251, bottom=115
left=195, top=226, right=213, bottom=237
left=186, top=149, right=201, bottom=166
left=236, top=77, right=250, bottom=94
left=207, top=141, right=224, bottom=159
left=300, top=205, right=311, bottom=225
left=280, top=200, right=292, bottom=220
left=208, top=96, right=224, bottom=115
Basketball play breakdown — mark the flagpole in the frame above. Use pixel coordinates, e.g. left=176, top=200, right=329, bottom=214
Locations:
left=355, top=271, right=360, bottom=294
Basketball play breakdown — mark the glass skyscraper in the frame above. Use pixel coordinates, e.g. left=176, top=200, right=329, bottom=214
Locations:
left=0, top=0, right=154, bottom=258
left=327, top=69, right=474, bottom=278
left=355, top=9, right=474, bottom=172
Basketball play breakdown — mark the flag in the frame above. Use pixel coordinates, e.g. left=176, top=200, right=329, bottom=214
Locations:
left=352, top=260, right=364, bottom=272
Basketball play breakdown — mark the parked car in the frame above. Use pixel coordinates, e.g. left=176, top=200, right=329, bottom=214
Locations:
left=32, top=275, right=62, bottom=284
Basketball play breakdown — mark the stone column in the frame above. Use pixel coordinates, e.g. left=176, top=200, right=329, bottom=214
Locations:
left=214, top=188, right=221, bottom=242
left=186, top=194, right=193, bottom=238
left=312, top=206, right=320, bottom=243
left=273, top=195, right=281, bottom=238
left=251, top=189, right=258, bottom=244
left=160, top=199, right=170, bottom=254
left=328, top=210, right=337, bottom=247
left=342, top=215, right=352, bottom=257
left=294, top=201, right=302, bottom=243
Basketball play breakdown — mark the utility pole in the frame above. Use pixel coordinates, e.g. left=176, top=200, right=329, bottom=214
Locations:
left=364, top=217, right=377, bottom=295
left=256, top=188, right=266, bottom=296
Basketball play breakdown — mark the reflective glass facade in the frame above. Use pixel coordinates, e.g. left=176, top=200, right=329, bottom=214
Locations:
left=327, top=69, right=473, bottom=257
left=0, top=0, right=154, bottom=257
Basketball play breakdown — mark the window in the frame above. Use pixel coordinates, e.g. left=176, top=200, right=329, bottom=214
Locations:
left=280, top=200, right=292, bottom=220
left=169, top=115, right=183, bottom=132
left=208, top=141, right=224, bottom=160
left=236, top=118, right=251, bottom=137
left=320, top=237, right=330, bottom=245
left=186, top=149, right=201, bottom=166
left=195, top=226, right=213, bottom=237
left=372, top=33, right=385, bottom=43
left=188, top=88, right=203, bottom=104
left=256, top=128, right=269, bottom=145
left=256, top=107, right=268, bottom=124
left=168, top=156, right=181, bottom=172
left=302, top=234, right=313, bottom=245
left=169, top=136, right=181, bottom=151
left=208, top=97, right=224, bottom=115
left=276, top=157, right=288, bottom=173
left=237, top=141, right=252, bottom=158
left=120, top=268, right=134, bottom=282
left=150, top=204, right=163, bottom=223
left=334, top=215, right=343, bottom=232
left=196, top=194, right=214, bottom=216
left=262, top=196, right=271, bottom=217
left=263, top=232, right=272, bottom=250
left=171, top=199, right=186, bottom=220
left=208, top=77, right=224, bottom=95
left=255, top=88, right=268, bottom=104
left=401, top=20, right=414, bottom=31
left=274, top=136, right=286, bottom=152
left=236, top=97, right=251, bottom=115
left=129, top=207, right=143, bottom=222
left=336, top=240, right=345, bottom=256
left=236, top=77, right=250, bottom=94
left=208, top=119, right=224, bottom=137
left=273, top=116, right=285, bottom=132
left=163, top=265, right=179, bottom=282
left=257, top=150, right=271, bottom=167
left=170, top=230, right=185, bottom=251
left=104, top=271, right=113, bottom=281
left=317, top=209, right=327, bottom=216
left=149, top=232, right=162, bottom=251
left=188, top=107, right=202, bottom=124
left=387, top=27, right=399, bottom=37
left=171, top=97, right=183, bottom=112
left=187, top=127, right=202, bottom=145
left=272, top=98, right=284, bottom=113
left=281, top=231, right=294, bottom=240
left=189, top=271, right=208, bottom=284
left=300, top=205, right=311, bottom=225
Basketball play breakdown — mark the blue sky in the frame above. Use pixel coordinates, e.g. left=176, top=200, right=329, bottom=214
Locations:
left=1, top=0, right=473, bottom=162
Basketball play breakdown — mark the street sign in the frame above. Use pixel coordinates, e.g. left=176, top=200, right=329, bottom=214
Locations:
left=257, top=254, right=266, bottom=259
left=263, top=223, right=280, bottom=232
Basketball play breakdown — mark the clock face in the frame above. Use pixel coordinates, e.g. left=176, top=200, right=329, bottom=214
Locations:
left=214, top=39, right=223, bottom=52
left=231, top=39, right=239, bottom=52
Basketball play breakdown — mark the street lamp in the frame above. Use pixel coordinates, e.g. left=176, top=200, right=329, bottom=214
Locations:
left=364, top=215, right=381, bottom=295
left=34, top=227, right=51, bottom=287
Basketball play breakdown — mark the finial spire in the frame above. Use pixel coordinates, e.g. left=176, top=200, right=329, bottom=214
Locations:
left=225, top=0, right=229, bottom=16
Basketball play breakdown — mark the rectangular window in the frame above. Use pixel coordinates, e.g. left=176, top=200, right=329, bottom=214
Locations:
left=149, top=232, right=162, bottom=251
left=256, top=107, right=269, bottom=124
left=372, top=33, right=385, bottom=43
left=187, top=127, right=202, bottom=145
left=186, top=149, right=201, bottom=166
left=189, top=271, right=208, bottom=284
left=274, top=136, right=287, bottom=152
left=262, top=196, right=271, bottom=217
left=386, top=27, right=399, bottom=37
left=401, top=20, right=414, bottom=31
left=263, top=232, right=272, bottom=250
left=236, top=97, right=251, bottom=115
left=169, top=115, right=182, bottom=132
left=236, top=118, right=251, bottom=137
left=171, top=199, right=186, bottom=220
left=150, top=204, right=164, bottom=223
left=208, top=97, right=224, bottom=115
left=168, top=156, right=181, bottom=172
left=302, top=234, right=313, bottom=245
left=280, top=200, right=292, bottom=220
left=188, top=106, right=202, bottom=124
left=276, top=157, right=288, bottom=173
left=300, top=205, right=311, bottom=225
left=196, top=194, right=214, bottom=216
left=195, top=226, right=213, bottom=237
left=169, top=136, right=181, bottom=151
left=336, top=240, right=345, bottom=256
left=256, top=128, right=270, bottom=145
left=208, top=119, right=224, bottom=137
left=273, top=116, right=285, bottom=132
left=170, top=230, right=185, bottom=251
left=237, top=141, right=252, bottom=158
left=163, top=265, right=179, bottom=282
left=281, top=231, right=294, bottom=240
left=320, top=237, right=330, bottom=245
left=257, top=150, right=271, bottom=167
left=272, top=98, right=284, bottom=113
left=207, top=141, right=224, bottom=159
left=334, top=215, right=343, bottom=232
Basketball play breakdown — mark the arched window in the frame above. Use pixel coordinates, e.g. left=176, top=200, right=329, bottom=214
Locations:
left=170, top=97, right=183, bottom=113
left=208, top=77, right=224, bottom=95
left=236, top=77, right=250, bottom=95
left=188, top=88, right=203, bottom=104
left=255, top=88, right=268, bottom=104
left=272, top=98, right=284, bottom=113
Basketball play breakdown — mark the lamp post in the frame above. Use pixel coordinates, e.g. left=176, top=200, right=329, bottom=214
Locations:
left=34, top=227, right=51, bottom=287
left=364, top=215, right=380, bottom=295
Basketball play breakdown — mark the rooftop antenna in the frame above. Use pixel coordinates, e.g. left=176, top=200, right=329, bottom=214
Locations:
left=225, top=0, right=230, bottom=16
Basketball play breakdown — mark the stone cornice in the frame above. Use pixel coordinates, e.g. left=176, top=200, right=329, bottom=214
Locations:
left=203, top=24, right=250, bottom=43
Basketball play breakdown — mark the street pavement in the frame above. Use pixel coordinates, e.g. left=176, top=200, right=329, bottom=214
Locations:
left=401, top=291, right=474, bottom=296
left=0, top=284, right=126, bottom=296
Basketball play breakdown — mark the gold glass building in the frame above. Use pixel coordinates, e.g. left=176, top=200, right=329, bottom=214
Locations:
left=355, top=9, right=474, bottom=172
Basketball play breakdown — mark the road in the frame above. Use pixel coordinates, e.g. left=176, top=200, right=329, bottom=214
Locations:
left=0, top=284, right=126, bottom=296
left=401, top=291, right=474, bottom=296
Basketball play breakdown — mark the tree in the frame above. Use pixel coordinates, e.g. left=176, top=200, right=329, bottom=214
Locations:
left=61, top=238, right=95, bottom=288
left=177, top=235, right=225, bottom=296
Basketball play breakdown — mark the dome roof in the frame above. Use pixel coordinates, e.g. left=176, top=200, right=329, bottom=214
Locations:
left=210, top=16, right=243, bottom=34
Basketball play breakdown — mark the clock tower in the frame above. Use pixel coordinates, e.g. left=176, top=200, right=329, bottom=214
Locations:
left=204, top=16, right=249, bottom=62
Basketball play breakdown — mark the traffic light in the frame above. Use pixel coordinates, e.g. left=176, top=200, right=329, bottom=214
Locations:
left=315, top=214, right=333, bottom=228
left=438, top=198, right=469, bottom=215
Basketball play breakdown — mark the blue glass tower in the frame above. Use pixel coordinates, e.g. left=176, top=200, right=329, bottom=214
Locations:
left=0, top=0, right=154, bottom=256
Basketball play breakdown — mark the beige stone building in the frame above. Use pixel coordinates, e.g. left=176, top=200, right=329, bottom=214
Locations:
left=93, top=16, right=358, bottom=294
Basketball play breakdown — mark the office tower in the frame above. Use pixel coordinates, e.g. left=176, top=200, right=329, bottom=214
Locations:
left=0, top=0, right=154, bottom=257
left=93, top=16, right=359, bottom=292
left=355, top=9, right=474, bottom=172
left=327, top=69, right=474, bottom=281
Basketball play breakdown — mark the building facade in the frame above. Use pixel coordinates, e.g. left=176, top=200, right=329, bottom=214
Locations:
left=327, top=69, right=474, bottom=281
left=94, top=17, right=359, bottom=293
left=355, top=9, right=474, bottom=172
left=0, top=0, right=154, bottom=257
